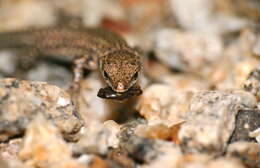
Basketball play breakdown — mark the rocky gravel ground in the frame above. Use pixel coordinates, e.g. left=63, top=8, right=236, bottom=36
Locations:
left=0, top=0, right=259, bottom=168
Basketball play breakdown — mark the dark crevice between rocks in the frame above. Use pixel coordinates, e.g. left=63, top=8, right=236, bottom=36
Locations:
left=1, top=132, right=24, bottom=144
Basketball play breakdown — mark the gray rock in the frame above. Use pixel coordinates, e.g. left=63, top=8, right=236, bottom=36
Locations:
left=0, top=78, right=83, bottom=142
left=178, top=90, right=257, bottom=154
left=118, top=119, right=182, bottom=163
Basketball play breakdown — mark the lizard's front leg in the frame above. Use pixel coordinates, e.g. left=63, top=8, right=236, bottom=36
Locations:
left=69, top=54, right=98, bottom=92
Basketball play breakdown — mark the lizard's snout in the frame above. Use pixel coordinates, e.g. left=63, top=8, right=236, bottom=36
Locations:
left=116, top=82, right=125, bottom=92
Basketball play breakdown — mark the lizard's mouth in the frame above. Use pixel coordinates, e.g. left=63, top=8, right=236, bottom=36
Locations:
left=97, top=85, right=142, bottom=100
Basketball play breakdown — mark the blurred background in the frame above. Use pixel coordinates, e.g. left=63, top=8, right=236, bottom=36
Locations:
left=0, top=0, right=260, bottom=88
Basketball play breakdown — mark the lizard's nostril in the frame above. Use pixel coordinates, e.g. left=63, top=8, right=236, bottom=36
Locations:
left=116, top=82, right=125, bottom=92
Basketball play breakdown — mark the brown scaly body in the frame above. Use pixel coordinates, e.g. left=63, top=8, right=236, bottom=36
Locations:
left=0, top=27, right=142, bottom=99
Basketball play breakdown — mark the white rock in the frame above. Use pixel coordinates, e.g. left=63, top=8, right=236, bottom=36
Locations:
left=75, top=120, right=120, bottom=155
left=136, top=84, right=193, bottom=126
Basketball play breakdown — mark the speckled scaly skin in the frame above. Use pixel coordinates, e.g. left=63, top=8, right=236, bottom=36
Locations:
left=0, top=27, right=142, bottom=94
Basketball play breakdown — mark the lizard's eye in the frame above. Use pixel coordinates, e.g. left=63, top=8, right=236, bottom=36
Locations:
left=104, top=71, right=110, bottom=79
left=132, top=72, right=138, bottom=80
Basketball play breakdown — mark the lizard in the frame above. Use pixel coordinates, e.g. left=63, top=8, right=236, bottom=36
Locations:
left=0, top=27, right=143, bottom=100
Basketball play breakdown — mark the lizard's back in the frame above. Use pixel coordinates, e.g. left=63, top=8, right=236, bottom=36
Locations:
left=0, top=27, right=128, bottom=60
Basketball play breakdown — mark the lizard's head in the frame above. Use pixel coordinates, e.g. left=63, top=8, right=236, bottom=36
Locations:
left=100, top=50, right=141, bottom=93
